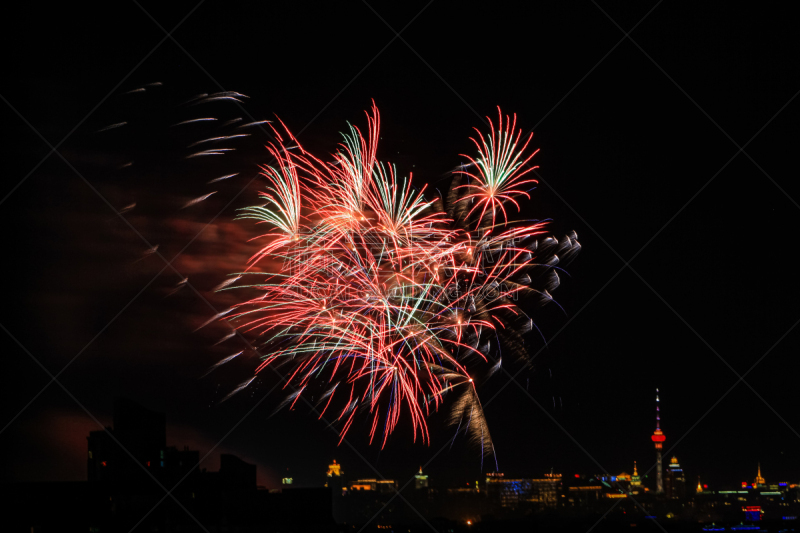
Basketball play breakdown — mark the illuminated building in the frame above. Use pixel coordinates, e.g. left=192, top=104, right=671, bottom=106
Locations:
left=743, top=505, right=763, bottom=521
left=327, top=460, right=342, bottom=478
left=755, top=463, right=766, bottom=488
left=415, top=467, right=429, bottom=489
left=538, top=471, right=564, bottom=507
left=567, top=484, right=604, bottom=505
left=350, top=479, right=398, bottom=493
left=631, top=461, right=642, bottom=489
left=485, top=472, right=562, bottom=510
left=325, top=459, right=344, bottom=491
left=614, top=470, right=633, bottom=495
left=650, top=389, right=666, bottom=494
left=697, top=476, right=703, bottom=493
left=665, top=456, right=686, bottom=500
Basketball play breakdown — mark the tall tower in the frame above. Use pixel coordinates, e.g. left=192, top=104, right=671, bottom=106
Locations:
left=755, top=462, right=766, bottom=487
left=650, top=389, right=666, bottom=494
left=631, top=461, right=641, bottom=488
left=415, top=467, right=429, bottom=489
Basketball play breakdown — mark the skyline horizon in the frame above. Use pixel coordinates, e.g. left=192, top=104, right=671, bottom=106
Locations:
left=5, top=394, right=793, bottom=492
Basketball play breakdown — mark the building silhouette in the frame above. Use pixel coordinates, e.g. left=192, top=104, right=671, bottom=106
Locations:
left=87, top=397, right=167, bottom=491
left=11, top=396, right=800, bottom=531
left=9, top=398, right=337, bottom=532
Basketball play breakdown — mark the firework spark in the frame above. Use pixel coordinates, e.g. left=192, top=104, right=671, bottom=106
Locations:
left=219, top=104, right=579, bottom=456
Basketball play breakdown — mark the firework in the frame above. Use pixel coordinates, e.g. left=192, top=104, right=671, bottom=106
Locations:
left=221, top=104, right=579, bottom=455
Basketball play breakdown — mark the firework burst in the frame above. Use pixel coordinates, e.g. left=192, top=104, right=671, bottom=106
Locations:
left=220, top=104, right=579, bottom=456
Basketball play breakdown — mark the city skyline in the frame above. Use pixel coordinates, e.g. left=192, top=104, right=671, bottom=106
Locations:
left=9, top=395, right=800, bottom=530
left=9, top=393, right=796, bottom=494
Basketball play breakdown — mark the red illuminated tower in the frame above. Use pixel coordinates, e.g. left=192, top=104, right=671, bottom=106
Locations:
left=650, top=389, right=666, bottom=494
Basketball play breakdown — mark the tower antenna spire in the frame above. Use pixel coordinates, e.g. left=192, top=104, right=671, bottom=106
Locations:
left=631, top=460, right=642, bottom=490
left=755, top=462, right=765, bottom=486
left=656, top=388, right=661, bottom=429
left=650, top=388, right=666, bottom=494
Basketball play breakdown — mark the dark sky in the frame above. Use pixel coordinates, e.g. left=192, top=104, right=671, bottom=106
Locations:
left=2, top=1, right=799, bottom=493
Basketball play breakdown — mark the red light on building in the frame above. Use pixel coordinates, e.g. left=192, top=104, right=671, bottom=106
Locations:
left=742, top=482, right=748, bottom=488
left=651, top=430, right=665, bottom=450
left=101, top=461, right=107, bottom=467
left=703, top=484, right=708, bottom=489
left=743, top=506, right=763, bottom=521
left=146, top=461, right=151, bottom=467
left=575, top=474, right=580, bottom=478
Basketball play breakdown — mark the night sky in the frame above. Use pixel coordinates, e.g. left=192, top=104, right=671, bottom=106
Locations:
left=2, top=1, right=799, bottom=493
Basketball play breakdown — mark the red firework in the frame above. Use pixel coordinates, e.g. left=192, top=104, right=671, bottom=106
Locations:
left=221, top=104, right=579, bottom=455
